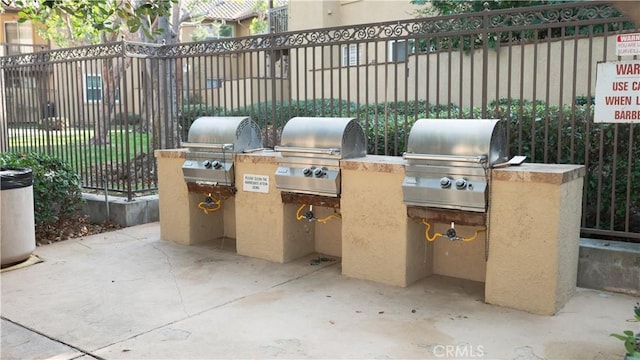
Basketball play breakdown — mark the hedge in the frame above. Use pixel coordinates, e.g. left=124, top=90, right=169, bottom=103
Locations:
left=178, top=98, right=638, bottom=232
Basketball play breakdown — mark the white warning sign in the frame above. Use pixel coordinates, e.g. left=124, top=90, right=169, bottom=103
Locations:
left=594, top=60, right=640, bottom=123
left=616, top=33, right=640, bottom=56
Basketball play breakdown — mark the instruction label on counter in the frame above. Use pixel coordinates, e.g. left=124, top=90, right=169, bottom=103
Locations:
left=243, top=174, right=269, bottom=193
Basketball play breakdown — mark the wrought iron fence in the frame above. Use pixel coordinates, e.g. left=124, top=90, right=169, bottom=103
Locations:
left=0, top=1, right=638, bottom=240
left=268, top=5, right=288, bottom=34
left=0, top=43, right=49, bottom=57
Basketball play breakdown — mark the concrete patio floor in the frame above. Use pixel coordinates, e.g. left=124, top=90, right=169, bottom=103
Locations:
left=1, top=222, right=637, bottom=360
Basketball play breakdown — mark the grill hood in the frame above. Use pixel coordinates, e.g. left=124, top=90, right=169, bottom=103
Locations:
left=402, top=119, right=507, bottom=212
left=182, top=116, right=262, bottom=186
left=274, top=117, right=367, bottom=197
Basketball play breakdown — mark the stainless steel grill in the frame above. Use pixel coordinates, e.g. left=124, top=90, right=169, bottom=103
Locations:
left=182, top=116, right=262, bottom=186
left=274, top=117, right=367, bottom=197
left=402, top=119, right=507, bottom=212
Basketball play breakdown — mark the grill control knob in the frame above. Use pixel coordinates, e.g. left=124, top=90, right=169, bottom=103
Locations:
left=455, top=178, right=468, bottom=190
left=212, top=160, right=223, bottom=169
left=203, top=160, right=213, bottom=169
left=313, top=168, right=325, bottom=177
left=440, top=177, right=452, bottom=189
left=302, top=167, right=312, bottom=177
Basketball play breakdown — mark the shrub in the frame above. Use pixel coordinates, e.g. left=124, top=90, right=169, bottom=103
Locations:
left=113, top=113, right=143, bottom=126
left=0, top=152, right=83, bottom=227
left=177, top=98, right=637, bottom=232
left=229, top=99, right=356, bottom=128
left=489, top=99, right=640, bottom=232
left=178, top=104, right=224, bottom=140
left=610, top=303, right=640, bottom=359
left=38, top=117, right=68, bottom=131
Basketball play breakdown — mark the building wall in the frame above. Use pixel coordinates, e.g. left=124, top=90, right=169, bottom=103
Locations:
left=288, top=0, right=421, bottom=31
left=180, top=18, right=254, bottom=43
left=0, top=11, right=49, bottom=51
left=1, top=10, right=50, bottom=124
left=290, top=34, right=619, bottom=108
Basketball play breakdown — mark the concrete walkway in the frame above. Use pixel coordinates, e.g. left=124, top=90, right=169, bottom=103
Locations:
left=1, top=222, right=636, bottom=360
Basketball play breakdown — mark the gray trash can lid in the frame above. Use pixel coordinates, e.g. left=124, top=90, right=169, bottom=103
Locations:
left=1, top=167, right=33, bottom=190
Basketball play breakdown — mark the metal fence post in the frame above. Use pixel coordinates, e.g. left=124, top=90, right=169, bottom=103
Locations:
left=482, top=2, right=490, bottom=119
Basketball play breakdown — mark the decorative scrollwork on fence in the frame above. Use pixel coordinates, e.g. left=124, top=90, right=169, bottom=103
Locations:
left=0, top=1, right=631, bottom=66
left=488, top=3, right=624, bottom=28
left=1, top=42, right=123, bottom=68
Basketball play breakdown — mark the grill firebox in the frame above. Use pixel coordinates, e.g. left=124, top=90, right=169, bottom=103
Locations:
left=274, top=117, right=366, bottom=197
left=182, top=116, right=262, bottom=186
left=402, top=119, right=507, bottom=212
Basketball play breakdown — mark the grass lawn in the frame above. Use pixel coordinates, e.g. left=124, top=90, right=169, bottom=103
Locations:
left=7, top=126, right=153, bottom=175
left=8, top=126, right=153, bottom=193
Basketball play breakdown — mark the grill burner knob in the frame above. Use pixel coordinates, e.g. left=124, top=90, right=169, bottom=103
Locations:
left=439, top=177, right=452, bottom=189
left=212, top=160, right=223, bottom=169
left=303, top=168, right=312, bottom=177
left=455, top=178, right=468, bottom=190
left=313, top=168, right=325, bottom=177
left=203, top=160, right=213, bottom=169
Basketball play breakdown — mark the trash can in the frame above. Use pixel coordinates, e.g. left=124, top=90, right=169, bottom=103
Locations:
left=42, top=101, right=56, bottom=118
left=1, top=167, right=36, bottom=267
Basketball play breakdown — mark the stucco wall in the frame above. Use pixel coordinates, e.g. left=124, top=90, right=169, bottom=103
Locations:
left=341, top=156, right=431, bottom=287
left=0, top=12, right=48, bottom=48
left=155, top=149, right=235, bottom=245
left=288, top=0, right=421, bottom=31
left=431, top=223, right=487, bottom=283
left=290, top=35, right=623, bottom=108
left=314, top=206, right=342, bottom=257
left=485, top=164, right=585, bottom=315
left=155, top=149, right=191, bottom=245
left=234, top=153, right=288, bottom=262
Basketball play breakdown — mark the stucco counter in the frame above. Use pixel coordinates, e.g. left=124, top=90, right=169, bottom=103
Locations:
left=340, top=156, right=431, bottom=286
left=485, top=163, right=586, bottom=315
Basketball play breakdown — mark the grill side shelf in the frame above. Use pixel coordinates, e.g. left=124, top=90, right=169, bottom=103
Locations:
left=183, top=142, right=234, bottom=151
left=274, top=146, right=341, bottom=156
left=402, top=153, right=487, bottom=164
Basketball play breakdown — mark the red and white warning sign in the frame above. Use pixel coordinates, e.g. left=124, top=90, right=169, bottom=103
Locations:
left=616, top=33, right=640, bottom=56
left=594, top=60, right=640, bottom=123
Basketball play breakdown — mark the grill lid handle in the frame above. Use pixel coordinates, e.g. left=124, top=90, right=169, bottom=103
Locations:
left=402, top=153, right=488, bottom=164
left=182, top=142, right=234, bottom=151
left=274, top=146, right=341, bottom=156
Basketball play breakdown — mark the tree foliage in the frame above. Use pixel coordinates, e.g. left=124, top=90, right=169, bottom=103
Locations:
left=249, top=0, right=268, bottom=35
left=1, top=152, right=83, bottom=227
left=409, top=0, right=634, bottom=53
left=412, top=0, right=566, bottom=16
left=14, top=0, right=176, bottom=43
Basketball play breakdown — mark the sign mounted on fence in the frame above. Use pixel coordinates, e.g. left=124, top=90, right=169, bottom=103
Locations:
left=616, top=33, right=640, bottom=56
left=594, top=60, right=640, bottom=123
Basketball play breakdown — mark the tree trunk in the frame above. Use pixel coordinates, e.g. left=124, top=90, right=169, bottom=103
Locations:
left=156, top=11, right=179, bottom=150
left=90, top=59, right=116, bottom=145
left=89, top=33, right=120, bottom=145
